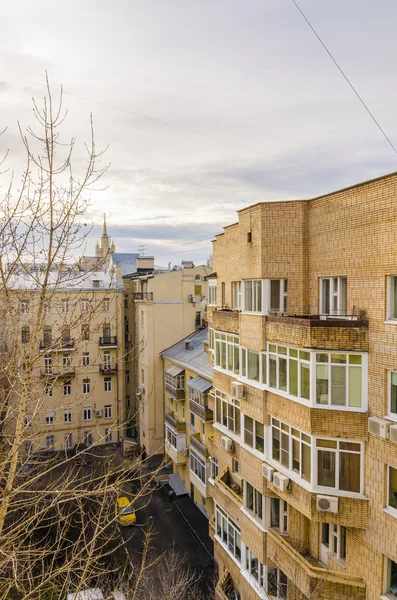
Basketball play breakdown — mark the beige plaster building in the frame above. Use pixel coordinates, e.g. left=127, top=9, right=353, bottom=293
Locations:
left=207, top=172, right=397, bottom=600
left=161, top=327, right=214, bottom=517
left=123, top=262, right=212, bottom=460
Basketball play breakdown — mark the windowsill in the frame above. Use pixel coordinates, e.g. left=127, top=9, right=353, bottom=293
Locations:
left=241, top=310, right=266, bottom=316
left=208, top=477, right=215, bottom=486
left=384, top=414, right=397, bottom=424
left=384, top=320, right=397, bottom=325
left=240, top=507, right=267, bottom=533
left=384, top=506, right=397, bottom=519
left=214, top=534, right=242, bottom=569
left=240, top=440, right=266, bottom=462
left=213, top=423, right=241, bottom=445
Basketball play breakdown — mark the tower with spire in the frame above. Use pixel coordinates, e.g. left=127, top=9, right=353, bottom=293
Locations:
left=95, top=214, right=116, bottom=258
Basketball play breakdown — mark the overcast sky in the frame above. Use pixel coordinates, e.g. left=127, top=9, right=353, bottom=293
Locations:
left=1, top=0, right=397, bottom=265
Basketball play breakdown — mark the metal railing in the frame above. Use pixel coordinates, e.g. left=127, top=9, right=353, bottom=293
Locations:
left=99, top=363, right=118, bottom=374
left=99, top=336, right=117, bottom=346
left=132, top=292, right=153, bottom=301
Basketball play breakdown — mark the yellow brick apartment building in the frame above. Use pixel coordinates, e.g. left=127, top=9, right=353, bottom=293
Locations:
left=207, top=172, right=397, bottom=600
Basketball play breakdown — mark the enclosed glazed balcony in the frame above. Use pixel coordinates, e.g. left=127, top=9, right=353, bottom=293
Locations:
left=164, top=365, right=185, bottom=399
left=266, top=313, right=369, bottom=352
left=165, top=412, right=187, bottom=465
left=267, top=529, right=365, bottom=600
left=188, top=376, right=213, bottom=421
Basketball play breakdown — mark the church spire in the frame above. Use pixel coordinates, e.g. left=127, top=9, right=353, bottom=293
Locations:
left=95, top=213, right=115, bottom=258
left=103, top=213, right=108, bottom=237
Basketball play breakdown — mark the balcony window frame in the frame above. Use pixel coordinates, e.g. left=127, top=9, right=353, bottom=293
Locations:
left=215, top=389, right=240, bottom=436
left=164, top=371, right=185, bottom=391
left=387, top=465, right=397, bottom=516
left=384, top=557, right=397, bottom=599
left=243, top=415, right=265, bottom=454
left=269, top=497, right=289, bottom=534
left=244, top=481, right=264, bottom=525
left=215, top=504, right=241, bottom=564
left=209, top=455, right=218, bottom=482
left=242, top=545, right=288, bottom=599
left=165, top=424, right=177, bottom=450
left=320, top=276, right=347, bottom=316
left=190, top=447, right=206, bottom=484
left=214, top=332, right=240, bottom=374
left=208, top=279, right=217, bottom=306
left=242, top=279, right=263, bottom=313
left=388, top=371, right=397, bottom=422
left=231, top=281, right=242, bottom=309
left=268, top=278, right=288, bottom=314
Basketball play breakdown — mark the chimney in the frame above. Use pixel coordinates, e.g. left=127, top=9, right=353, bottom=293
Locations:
left=185, top=341, right=192, bottom=350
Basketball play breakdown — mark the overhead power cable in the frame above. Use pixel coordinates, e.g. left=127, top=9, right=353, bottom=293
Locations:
left=291, top=0, right=397, bottom=157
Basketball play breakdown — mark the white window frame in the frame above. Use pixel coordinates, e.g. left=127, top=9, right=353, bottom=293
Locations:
left=83, top=407, right=92, bottom=422
left=321, top=523, right=346, bottom=564
left=214, top=332, right=240, bottom=374
left=269, top=497, right=289, bottom=534
left=82, top=352, right=90, bottom=367
left=242, top=545, right=288, bottom=599
left=104, top=377, right=112, bottom=392
left=209, top=455, right=218, bottom=482
left=190, top=448, right=206, bottom=484
left=83, top=379, right=91, bottom=395
left=46, top=435, right=55, bottom=449
left=215, top=504, right=241, bottom=564
left=244, top=481, right=264, bottom=525
left=231, top=281, right=242, bottom=309
left=45, top=411, right=54, bottom=426
left=64, top=409, right=72, bottom=424
left=208, top=279, right=217, bottom=306
left=267, top=278, right=288, bottom=314
left=45, top=383, right=53, bottom=397
left=165, top=424, right=177, bottom=450
left=320, top=277, right=347, bottom=316
left=62, top=354, right=71, bottom=367
left=103, top=298, right=110, bottom=312
left=64, top=380, right=71, bottom=396
left=215, top=389, right=240, bottom=436
left=62, top=300, right=70, bottom=314
left=242, top=279, right=263, bottom=313
left=21, top=300, right=29, bottom=314
left=384, top=556, right=397, bottom=598
left=105, top=428, right=112, bottom=442
left=81, top=299, right=89, bottom=313
left=65, top=433, right=72, bottom=449
left=104, top=404, right=112, bottom=419
left=387, top=465, right=397, bottom=517
left=83, top=431, right=93, bottom=446
left=243, top=415, right=265, bottom=455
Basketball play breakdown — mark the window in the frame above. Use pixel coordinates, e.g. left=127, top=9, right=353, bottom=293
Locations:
left=45, top=383, right=53, bottom=397
left=64, top=380, right=71, bottom=396
left=104, top=404, right=112, bottom=419
left=21, top=300, right=29, bottom=314
left=83, top=379, right=91, bottom=395
left=243, top=546, right=288, bottom=598
left=165, top=371, right=185, bottom=390
left=103, top=298, right=110, bottom=312
left=124, top=294, right=128, bottom=309
left=245, top=482, right=263, bottom=523
left=231, top=281, right=242, bottom=309
left=81, top=324, right=89, bottom=341
left=43, top=326, right=52, bottom=346
left=214, top=332, right=240, bottom=374
left=269, top=279, right=288, bottom=313
left=270, top=498, right=289, bottom=534
left=45, top=411, right=54, bottom=426
left=83, top=431, right=93, bottom=446
left=240, top=348, right=261, bottom=382
left=105, top=428, right=112, bottom=442
left=43, top=301, right=49, bottom=315
left=141, top=369, right=145, bottom=384
left=232, top=458, right=240, bottom=475
left=190, top=413, right=195, bottom=427
left=103, top=352, right=111, bottom=368
left=21, top=326, right=30, bottom=344
left=46, top=435, right=55, bottom=449
left=271, top=418, right=312, bottom=483
left=195, top=311, right=201, bottom=327
left=165, top=425, right=177, bottom=449
left=62, top=328, right=71, bottom=344
left=190, top=448, right=206, bottom=484
left=269, top=344, right=310, bottom=401
left=215, top=389, right=240, bottom=435
left=388, top=466, right=397, bottom=513
left=316, top=352, right=363, bottom=408
left=64, top=409, right=72, bottom=424
left=62, top=353, right=71, bottom=367
left=44, top=355, right=52, bottom=374
left=215, top=505, right=241, bottom=563
left=82, top=352, right=90, bottom=367
left=317, top=439, right=362, bottom=493
left=190, top=387, right=205, bottom=408
left=210, top=455, right=218, bottom=480
left=208, top=328, right=214, bottom=351
left=385, top=558, right=397, bottom=598
left=141, top=310, right=144, bottom=328
left=320, top=277, right=347, bottom=315
left=65, top=433, right=72, bottom=449
left=81, top=299, right=89, bottom=312
left=83, top=407, right=92, bottom=422
left=244, top=416, right=264, bottom=454
left=125, top=370, right=130, bottom=384
left=62, top=300, right=70, bottom=313
left=208, top=279, right=217, bottom=305
left=321, top=523, right=346, bottom=563
left=243, top=280, right=263, bottom=312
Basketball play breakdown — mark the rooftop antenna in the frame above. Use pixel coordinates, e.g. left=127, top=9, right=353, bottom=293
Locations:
left=138, top=244, right=147, bottom=256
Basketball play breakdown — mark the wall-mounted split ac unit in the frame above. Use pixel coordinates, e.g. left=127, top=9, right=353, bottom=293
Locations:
left=368, top=416, right=390, bottom=439
left=273, top=472, right=289, bottom=492
left=390, top=424, right=397, bottom=444
left=231, top=381, right=245, bottom=400
left=188, top=294, right=195, bottom=303
left=316, top=495, right=339, bottom=513
left=95, top=409, right=102, bottom=418
left=138, top=385, right=145, bottom=394
left=221, top=435, right=235, bottom=452
left=262, top=463, right=274, bottom=482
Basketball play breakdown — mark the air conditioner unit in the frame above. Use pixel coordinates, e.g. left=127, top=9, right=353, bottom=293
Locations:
left=262, top=463, right=274, bottom=482
left=231, top=381, right=245, bottom=400
left=390, top=424, right=397, bottom=444
left=368, top=416, right=390, bottom=439
left=188, top=294, right=195, bottom=303
left=138, top=385, right=145, bottom=394
left=95, top=409, right=102, bottom=418
left=273, top=472, right=290, bottom=492
left=221, top=435, right=234, bottom=452
left=316, top=495, right=339, bottom=513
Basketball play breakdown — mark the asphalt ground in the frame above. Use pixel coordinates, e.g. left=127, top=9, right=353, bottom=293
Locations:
left=120, top=485, right=214, bottom=595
